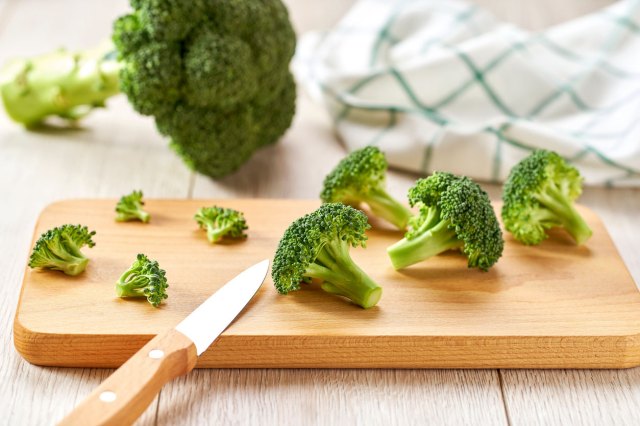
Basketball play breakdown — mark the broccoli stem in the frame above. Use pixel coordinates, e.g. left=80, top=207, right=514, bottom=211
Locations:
left=44, top=256, right=89, bottom=276
left=136, top=211, right=151, bottom=223
left=387, top=220, right=463, bottom=269
left=116, top=210, right=150, bottom=223
left=535, top=184, right=592, bottom=245
left=115, top=269, right=154, bottom=298
left=0, top=42, right=121, bottom=126
left=305, top=240, right=382, bottom=308
left=206, top=222, right=240, bottom=243
left=46, top=239, right=89, bottom=275
left=362, top=187, right=412, bottom=229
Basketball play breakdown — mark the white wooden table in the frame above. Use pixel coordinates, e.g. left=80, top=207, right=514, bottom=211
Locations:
left=1, top=0, right=639, bottom=424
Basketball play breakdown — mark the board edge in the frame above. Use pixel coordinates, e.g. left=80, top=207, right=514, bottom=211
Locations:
left=12, top=331, right=640, bottom=369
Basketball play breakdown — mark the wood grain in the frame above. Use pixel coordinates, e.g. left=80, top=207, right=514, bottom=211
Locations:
left=60, top=329, right=197, bottom=426
left=501, top=368, right=640, bottom=426
left=0, top=1, right=184, bottom=423
left=0, top=0, right=504, bottom=423
left=2, top=0, right=639, bottom=425
left=157, top=369, right=509, bottom=426
left=500, top=189, right=640, bottom=426
left=13, top=199, right=640, bottom=369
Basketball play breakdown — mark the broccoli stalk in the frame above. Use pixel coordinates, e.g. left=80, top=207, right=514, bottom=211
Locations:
left=502, top=150, right=592, bottom=245
left=194, top=206, right=248, bottom=243
left=321, top=146, right=411, bottom=230
left=115, top=190, right=150, bottom=223
left=272, top=203, right=382, bottom=308
left=527, top=179, right=592, bottom=245
left=115, top=253, right=168, bottom=307
left=387, top=172, right=504, bottom=271
left=387, top=214, right=462, bottom=270
left=0, top=43, right=120, bottom=126
left=306, top=239, right=381, bottom=309
left=353, top=186, right=412, bottom=230
left=0, top=0, right=297, bottom=178
left=28, top=224, right=96, bottom=276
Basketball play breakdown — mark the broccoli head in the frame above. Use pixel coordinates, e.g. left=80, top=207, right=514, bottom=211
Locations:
left=114, top=0, right=297, bottom=177
left=194, top=206, right=248, bottom=243
left=115, top=190, right=150, bottom=223
left=28, top=224, right=96, bottom=276
left=320, top=146, right=412, bottom=230
left=502, top=149, right=592, bottom=245
left=1, top=0, right=297, bottom=178
left=387, top=172, right=504, bottom=271
left=115, top=253, right=168, bottom=307
left=272, top=203, right=382, bottom=309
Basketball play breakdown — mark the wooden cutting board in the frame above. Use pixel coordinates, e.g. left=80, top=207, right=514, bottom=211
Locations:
left=13, top=199, right=640, bottom=369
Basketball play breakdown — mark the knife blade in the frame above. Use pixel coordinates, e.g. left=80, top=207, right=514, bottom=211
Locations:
left=59, top=259, right=270, bottom=426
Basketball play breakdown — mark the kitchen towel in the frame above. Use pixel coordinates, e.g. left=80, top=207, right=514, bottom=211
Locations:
left=293, top=0, right=640, bottom=186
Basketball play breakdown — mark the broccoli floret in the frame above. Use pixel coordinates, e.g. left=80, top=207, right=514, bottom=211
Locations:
left=387, top=172, right=504, bottom=271
left=272, top=203, right=382, bottom=309
left=28, top=224, right=96, bottom=276
left=194, top=206, right=248, bottom=243
left=115, top=190, right=150, bottom=223
left=115, top=253, right=168, bottom=307
left=0, top=0, right=296, bottom=178
left=502, top=150, right=592, bottom=245
left=320, top=147, right=412, bottom=230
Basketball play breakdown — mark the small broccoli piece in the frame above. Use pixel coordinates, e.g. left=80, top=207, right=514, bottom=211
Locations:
left=28, top=224, right=96, bottom=276
left=387, top=172, right=504, bottom=271
left=115, top=253, right=168, bottom=307
left=502, top=150, right=592, bottom=245
left=320, top=146, right=412, bottom=230
left=115, top=190, right=150, bottom=223
left=194, top=206, right=248, bottom=243
left=272, top=203, right=382, bottom=308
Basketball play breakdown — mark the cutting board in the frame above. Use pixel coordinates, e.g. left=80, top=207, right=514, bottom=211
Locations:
left=14, top=199, right=640, bottom=369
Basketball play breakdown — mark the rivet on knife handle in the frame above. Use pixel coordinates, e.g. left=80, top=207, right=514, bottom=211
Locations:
left=58, top=329, right=197, bottom=426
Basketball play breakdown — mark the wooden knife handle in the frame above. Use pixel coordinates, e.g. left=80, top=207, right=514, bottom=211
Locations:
left=59, top=329, right=197, bottom=426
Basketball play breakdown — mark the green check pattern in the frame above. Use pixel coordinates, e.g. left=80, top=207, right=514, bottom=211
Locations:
left=294, top=0, right=640, bottom=186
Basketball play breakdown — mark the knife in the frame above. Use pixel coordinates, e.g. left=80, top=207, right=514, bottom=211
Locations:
left=59, top=259, right=270, bottom=426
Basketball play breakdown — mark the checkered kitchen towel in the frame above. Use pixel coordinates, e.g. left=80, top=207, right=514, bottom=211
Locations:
left=293, top=0, right=640, bottom=186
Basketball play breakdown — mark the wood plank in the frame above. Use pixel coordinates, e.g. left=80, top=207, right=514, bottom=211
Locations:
left=2, top=0, right=630, bottom=425
left=187, top=0, right=507, bottom=417
left=14, top=199, right=640, bottom=369
left=157, top=369, right=508, bottom=426
left=467, top=171, right=640, bottom=424
left=59, top=329, right=197, bottom=426
left=275, top=0, right=639, bottom=422
left=0, top=0, right=190, bottom=424
left=500, top=189, right=640, bottom=425
left=0, top=1, right=498, bottom=425
left=501, top=369, right=640, bottom=426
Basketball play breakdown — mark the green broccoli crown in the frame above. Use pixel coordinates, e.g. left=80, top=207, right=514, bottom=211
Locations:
left=405, top=172, right=460, bottom=239
left=194, top=206, right=248, bottom=243
left=115, top=253, right=168, bottom=307
left=272, top=203, right=369, bottom=293
left=115, top=190, right=150, bottom=223
left=388, top=172, right=503, bottom=271
left=113, top=0, right=297, bottom=178
left=320, top=146, right=387, bottom=202
left=272, top=203, right=381, bottom=308
left=502, top=149, right=592, bottom=245
left=28, top=224, right=96, bottom=276
left=320, top=147, right=411, bottom=229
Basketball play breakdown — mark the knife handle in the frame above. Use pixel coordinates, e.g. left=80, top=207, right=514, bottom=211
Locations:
left=59, top=329, right=197, bottom=426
